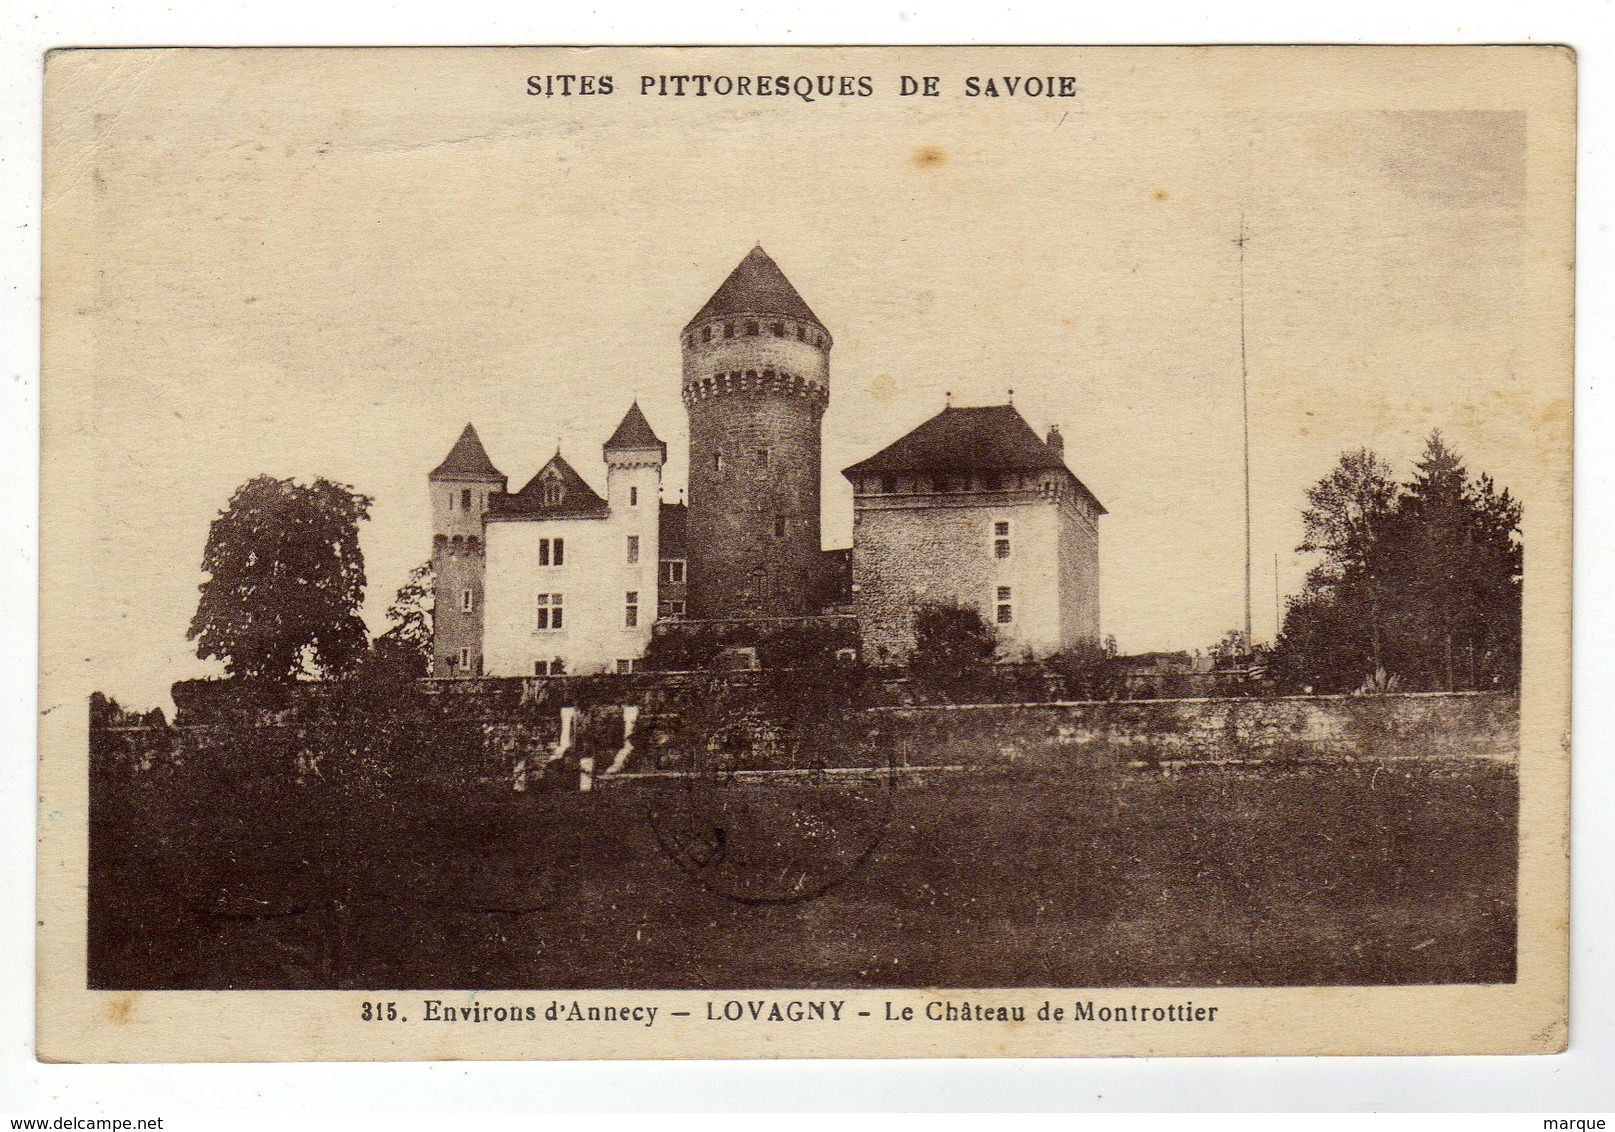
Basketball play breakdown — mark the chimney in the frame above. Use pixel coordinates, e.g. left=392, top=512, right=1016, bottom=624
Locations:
left=1045, top=424, right=1065, bottom=458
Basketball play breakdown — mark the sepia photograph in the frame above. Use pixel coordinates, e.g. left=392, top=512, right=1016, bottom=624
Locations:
left=36, top=44, right=1572, bottom=1061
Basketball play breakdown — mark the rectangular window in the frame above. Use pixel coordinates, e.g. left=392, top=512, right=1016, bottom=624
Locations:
left=534, top=660, right=549, bottom=677
left=629, top=485, right=638, bottom=506
left=796, top=325, right=806, bottom=341
left=626, top=535, right=640, bottom=564
left=461, top=488, right=472, bottom=511
left=659, top=599, right=686, bottom=619
left=702, top=326, right=712, bottom=343
left=996, top=586, right=1013, bottom=624
left=538, top=537, right=565, bottom=567
left=616, top=659, right=643, bottom=675
left=771, top=322, right=784, bottom=336
left=994, top=520, right=1011, bottom=559
left=723, top=322, right=734, bottom=338
left=458, top=647, right=472, bottom=670
left=661, top=559, right=686, bottom=584
left=745, top=319, right=759, bottom=336
left=774, top=516, right=787, bottom=538
left=625, top=591, right=639, bottom=628
left=756, top=448, right=769, bottom=467
left=460, top=588, right=473, bottom=612
left=536, top=593, right=564, bottom=630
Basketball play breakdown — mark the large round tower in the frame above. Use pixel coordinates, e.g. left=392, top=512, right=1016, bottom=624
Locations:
left=681, top=245, right=830, bottom=620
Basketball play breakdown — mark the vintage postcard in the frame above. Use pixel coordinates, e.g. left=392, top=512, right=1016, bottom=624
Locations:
left=37, top=46, right=1572, bottom=1061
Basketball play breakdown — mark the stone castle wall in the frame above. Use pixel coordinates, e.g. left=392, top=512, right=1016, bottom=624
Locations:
left=132, top=679, right=1517, bottom=795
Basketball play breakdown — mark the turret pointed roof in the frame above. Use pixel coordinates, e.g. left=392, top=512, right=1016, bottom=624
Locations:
left=491, top=452, right=609, bottom=518
left=603, top=401, right=667, bottom=458
left=685, top=245, right=826, bottom=333
left=430, top=423, right=505, bottom=481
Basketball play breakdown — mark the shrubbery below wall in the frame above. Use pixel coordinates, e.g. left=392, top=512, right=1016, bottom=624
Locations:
left=97, top=672, right=1519, bottom=800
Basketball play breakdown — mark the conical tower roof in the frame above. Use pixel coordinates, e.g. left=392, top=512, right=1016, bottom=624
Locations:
left=684, top=245, right=825, bottom=333
left=430, top=423, right=505, bottom=481
left=603, top=401, right=667, bottom=458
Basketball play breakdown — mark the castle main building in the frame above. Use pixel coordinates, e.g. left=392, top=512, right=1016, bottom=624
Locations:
left=427, top=246, right=1103, bottom=677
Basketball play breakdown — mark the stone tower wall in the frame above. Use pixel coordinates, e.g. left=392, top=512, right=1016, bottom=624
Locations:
left=429, top=477, right=500, bottom=676
left=682, top=323, right=829, bottom=619
left=685, top=388, right=825, bottom=618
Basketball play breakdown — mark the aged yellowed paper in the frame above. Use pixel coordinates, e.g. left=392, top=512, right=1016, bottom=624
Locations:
left=38, top=45, right=1571, bottom=1061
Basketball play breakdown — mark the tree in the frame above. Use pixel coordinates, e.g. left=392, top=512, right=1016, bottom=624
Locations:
left=187, top=475, right=373, bottom=680
left=1379, top=433, right=1522, bottom=690
left=1276, top=433, right=1522, bottom=692
left=1296, top=447, right=1399, bottom=674
left=908, top=602, right=998, bottom=701
left=373, top=560, right=434, bottom=674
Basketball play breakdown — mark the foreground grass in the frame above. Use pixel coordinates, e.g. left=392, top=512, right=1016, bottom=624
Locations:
left=89, top=760, right=1515, bottom=989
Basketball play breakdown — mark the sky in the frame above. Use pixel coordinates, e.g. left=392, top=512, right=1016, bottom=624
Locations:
left=41, top=47, right=1565, bottom=709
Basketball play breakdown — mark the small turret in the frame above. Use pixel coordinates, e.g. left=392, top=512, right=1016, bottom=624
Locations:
left=429, top=423, right=506, bottom=677
left=1046, top=424, right=1065, bottom=460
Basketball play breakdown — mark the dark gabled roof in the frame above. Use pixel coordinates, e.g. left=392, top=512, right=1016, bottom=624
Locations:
left=430, top=423, right=505, bottom=481
left=684, top=245, right=826, bottom=333
left=658, top=501, right=687, bottom=556
left=842, top=403, right=1106, bottom=514
left=490, top=452, right=609, bottom=518
left=603, top=401, right=667, bottom=457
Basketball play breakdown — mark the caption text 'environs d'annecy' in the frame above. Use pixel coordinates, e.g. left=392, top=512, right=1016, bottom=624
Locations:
left=412, top=999, right=1221, bottom=1027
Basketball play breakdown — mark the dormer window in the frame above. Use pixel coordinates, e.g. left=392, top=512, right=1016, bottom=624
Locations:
left=541, top=472, right=564, bottom=507
left=745, top=319, right=759, bottom=336
left=723, top=322, right=734, bottom=339
left=771, top=322, right=784, bottom=336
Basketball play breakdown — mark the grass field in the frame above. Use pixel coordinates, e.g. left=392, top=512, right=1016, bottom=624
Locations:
left=88, top=755, right=1516, bottom=990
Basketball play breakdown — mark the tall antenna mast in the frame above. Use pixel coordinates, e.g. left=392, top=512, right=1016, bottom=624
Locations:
left=1236, top=216, right=1253, bottom=649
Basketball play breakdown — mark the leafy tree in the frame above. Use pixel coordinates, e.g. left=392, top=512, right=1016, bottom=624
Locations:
left=373, top=560, right=434, bottom=674
left=187, top=475, right=373, bottom=680
left=1276, top=433, right=1521, bottom=692
left=1298, top=447, right=1399, bottom=674
left=908, top=602, right=998, bottom=701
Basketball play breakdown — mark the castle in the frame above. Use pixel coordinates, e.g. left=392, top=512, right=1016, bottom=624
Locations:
left=428, top=246, right=1104, bottom=677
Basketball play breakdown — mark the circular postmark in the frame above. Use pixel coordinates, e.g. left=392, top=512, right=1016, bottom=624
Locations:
left=645, top=706, right=896, bottom=905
